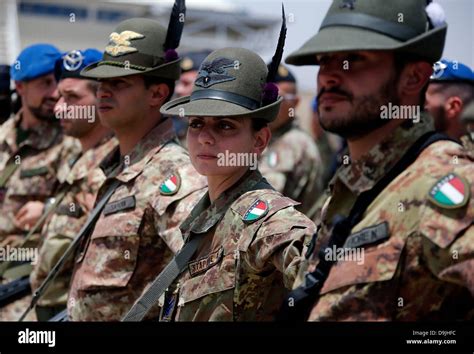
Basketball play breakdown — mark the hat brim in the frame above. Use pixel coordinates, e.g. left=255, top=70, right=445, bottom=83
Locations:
left=286, top=24, right=447, bottom=66
left=80, top=58, right=181, bottom=80
left=160, top=96, right=282, bottom=122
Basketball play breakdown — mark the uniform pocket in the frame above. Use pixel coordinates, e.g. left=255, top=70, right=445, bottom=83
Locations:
left=320, top=236, right=406, bottom=295
left=175, top=251, right=236, bottom=320
left=75, top=203, right=144, bottom=290
left=10, top=165, right=56, bottom=197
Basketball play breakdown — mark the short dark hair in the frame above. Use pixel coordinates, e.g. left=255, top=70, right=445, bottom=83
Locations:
left=143, top=76, right=176, bottom=103
left=251, top=118, right=268, bottom=131
left=435, top=82, right=474, bottom=106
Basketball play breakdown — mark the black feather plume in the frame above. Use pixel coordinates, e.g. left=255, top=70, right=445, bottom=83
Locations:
left=164, top=0, right=186, bottom=50
left=267, top=4, right=287, bottom=83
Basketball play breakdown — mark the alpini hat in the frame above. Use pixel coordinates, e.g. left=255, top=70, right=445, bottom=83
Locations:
left=161, top=6, right=287, bottom=122
left=286, top=0, right=448, bottom=66
left=81, top=0, right=185, bottom=80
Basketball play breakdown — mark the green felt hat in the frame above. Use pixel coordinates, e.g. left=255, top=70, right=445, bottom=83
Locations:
left=286, top=0, right=447, bottom=66
left=161, top=6, right=288, bottom=122
left=81, top=0, right=185, bottom=80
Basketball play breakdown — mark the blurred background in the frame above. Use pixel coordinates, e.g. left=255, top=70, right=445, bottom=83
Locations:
left=0, top=0, right=473, bottom=130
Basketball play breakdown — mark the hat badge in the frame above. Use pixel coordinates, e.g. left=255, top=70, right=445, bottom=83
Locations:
left=105, top=30, right=145, bottom=57
left=431, top=61, right=448, bottom=79
left=63, top=50, right=85, bottom=71
left=340, top=0, right=356, bottom=10
left=195, top=57, right=237, bottom=88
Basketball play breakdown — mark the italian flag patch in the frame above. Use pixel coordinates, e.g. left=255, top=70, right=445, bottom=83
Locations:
left=160, top=173, right=181, bottom=196
left=243, top=199, right=269, bottom=223
left=428, top=173, right=470, bottom=209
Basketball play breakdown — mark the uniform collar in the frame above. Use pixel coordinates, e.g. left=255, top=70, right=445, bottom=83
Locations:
left=66, top=134, right=117, bottom=183
left=335, top=112, right=435, bottom=194
left=1, top=110, right=62, bottom=152
left=180, top=169, right=264, bottom=237
left=99, top=118, right=176, bottom=182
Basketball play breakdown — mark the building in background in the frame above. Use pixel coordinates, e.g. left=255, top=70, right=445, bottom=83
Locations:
left=13, top=0, right=280, bottom=56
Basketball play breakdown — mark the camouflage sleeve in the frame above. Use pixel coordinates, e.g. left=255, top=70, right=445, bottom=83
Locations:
left=259, top=147, right=299, bottom=193
left=419, top=168, right=474, bottom=297
left=151, top=162, right=207, bottom=254
left=0, top=211, right=17, bottom=242
left=244, top=207, right=316, bottom=289
left=437, top=225, right=474, bottom=296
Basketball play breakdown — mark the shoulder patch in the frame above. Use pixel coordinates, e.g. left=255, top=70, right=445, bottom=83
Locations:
left=160, top=173, right=181, bottom=196
left=428, top=173, right=470, bottom=209
left=243, top=199, right=269, bottom=223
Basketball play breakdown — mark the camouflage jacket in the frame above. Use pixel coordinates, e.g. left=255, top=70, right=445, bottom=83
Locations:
left=259, top=121, right=324, bottom=219
left=0, top=111, right=81, bottom=245
left=68, top=118, right=207, bottom=321
left=161, top=169, right=316, bottom=321
left=30, top=135, right=118, bottom=308
left=295, top=114, right=474, bottom=321
left=461, top=135, right=473, bottom=159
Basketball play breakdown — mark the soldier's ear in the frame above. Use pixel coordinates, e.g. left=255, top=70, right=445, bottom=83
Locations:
left=397, top=61, right=432, bottom=101
left=148, top=82, right=170, bottom=108
left=15, top=81, right=26, bottom=96
left=253, top=124, right=271, bottom=155
left=444, top=96, right=463, bottom=120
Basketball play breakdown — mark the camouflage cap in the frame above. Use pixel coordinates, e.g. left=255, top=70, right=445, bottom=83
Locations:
left=160, top=47, right=282, bottom=122
left=286, top=0, right=447, bottom=66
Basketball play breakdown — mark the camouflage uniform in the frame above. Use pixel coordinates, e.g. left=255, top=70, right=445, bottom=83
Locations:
left=295, top=114, right=474, bottom=320
left=461, top=135, right=474, bottom=158
left=0, top=111, right=80, bottom=247
left=160, top=169, right=315, bottom=321
left=260, top=121, right=323, bottom=219
left=68, top=118, right=207, bottom=321
left=30, top=135, right=118, bottom=314
left=460, top=102, right=474, bottom=158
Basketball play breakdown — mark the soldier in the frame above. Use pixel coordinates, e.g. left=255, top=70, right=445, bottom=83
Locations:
left=280, top=0, right=474, bottom=321
left=27, top=49, right=118, bottom=321
left=123, top=12, right=316, bottom=322
left=66, top=4, right=207, bottom=321
left=425, top=59, right=474, bottom=139
left=460, top=102, right=474, bottom=156
left=259, top=64, right=324, bottom=219
left=0, top=44, right=80, bottom=249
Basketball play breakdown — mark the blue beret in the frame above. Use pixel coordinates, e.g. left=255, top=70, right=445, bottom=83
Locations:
left=55, top=49, right=102, bottom=81
left=10, top=43, right=61, bottom=82
left=430, top=59, right=474, bottom=84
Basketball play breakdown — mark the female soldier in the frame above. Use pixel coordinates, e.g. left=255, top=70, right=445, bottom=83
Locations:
left=125, top=14, right=316, bottom=321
